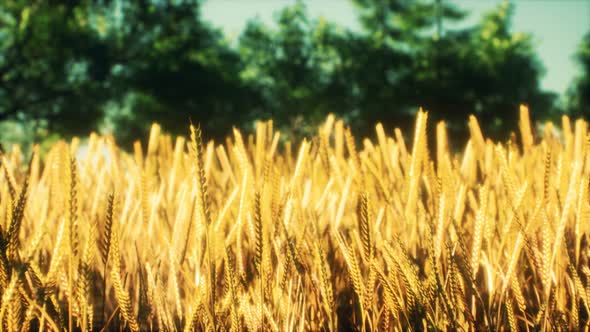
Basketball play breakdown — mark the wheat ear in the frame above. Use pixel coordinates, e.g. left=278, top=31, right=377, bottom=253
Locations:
left=357, top=192, right=372, bottom=263
left=109, top=212, right=139, bottom=331
left=471, top=184, right=487, bottom=277
left=519, top=104, right=534, bottom=154
left=190, top=122, right=216, bottom=330
left=67, top=156, right=78, bottom=332
left=6, top=173, right=29, bottom=261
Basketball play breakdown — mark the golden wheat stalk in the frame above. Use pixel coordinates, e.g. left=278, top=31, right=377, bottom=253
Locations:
left=2, top=110, right=590, bottom=330
left=471, top=184, right=487, bottom=277
left=109, top=217, right=139, bottom=331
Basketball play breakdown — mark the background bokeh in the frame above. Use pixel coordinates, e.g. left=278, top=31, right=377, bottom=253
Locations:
left=0, top=0, right=589, bottom=151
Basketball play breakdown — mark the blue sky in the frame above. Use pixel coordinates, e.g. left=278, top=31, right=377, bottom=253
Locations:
left=202, top=0, right=590, bottom=96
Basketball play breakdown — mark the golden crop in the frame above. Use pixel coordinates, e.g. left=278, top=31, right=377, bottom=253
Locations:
left=0, top=106, right=588, bottom=331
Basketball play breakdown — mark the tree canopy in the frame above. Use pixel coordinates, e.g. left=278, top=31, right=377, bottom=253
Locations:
left=349, top=0, right=556, bottom=139
left=0, top=1, right=112, bottom=136
left=0, top=0, right=567, bottom=149
left=567, top=32, right=590, bottom=117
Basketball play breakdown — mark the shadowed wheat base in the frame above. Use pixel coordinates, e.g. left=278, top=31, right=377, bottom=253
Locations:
left=0, top=106, right=589, bottom=331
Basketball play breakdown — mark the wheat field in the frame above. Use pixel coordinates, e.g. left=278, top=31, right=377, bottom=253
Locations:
left=0, top=106, right=589, bottom=331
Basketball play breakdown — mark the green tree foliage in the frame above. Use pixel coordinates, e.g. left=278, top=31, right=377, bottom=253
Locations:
left=0, top=0, right=256, bottom=147
left=567, top=32, right=590, bottom=116
left=238, top=2, right=355, bottom=138
left=0, top=0, right=559, bottom=148
left=347, top=0, right=468, bottom=135
left=0, top=1, right=113, bottom=137
left=103, top=0, right=258, bottom=146
left=446, top=2, right=556, bottom=138
left=350, top=0, right=556, bottom=140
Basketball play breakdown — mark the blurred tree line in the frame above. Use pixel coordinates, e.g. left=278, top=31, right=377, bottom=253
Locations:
left=0, top=0, right=587, bottom=150
left=567, top=31, right=590, bottom=119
